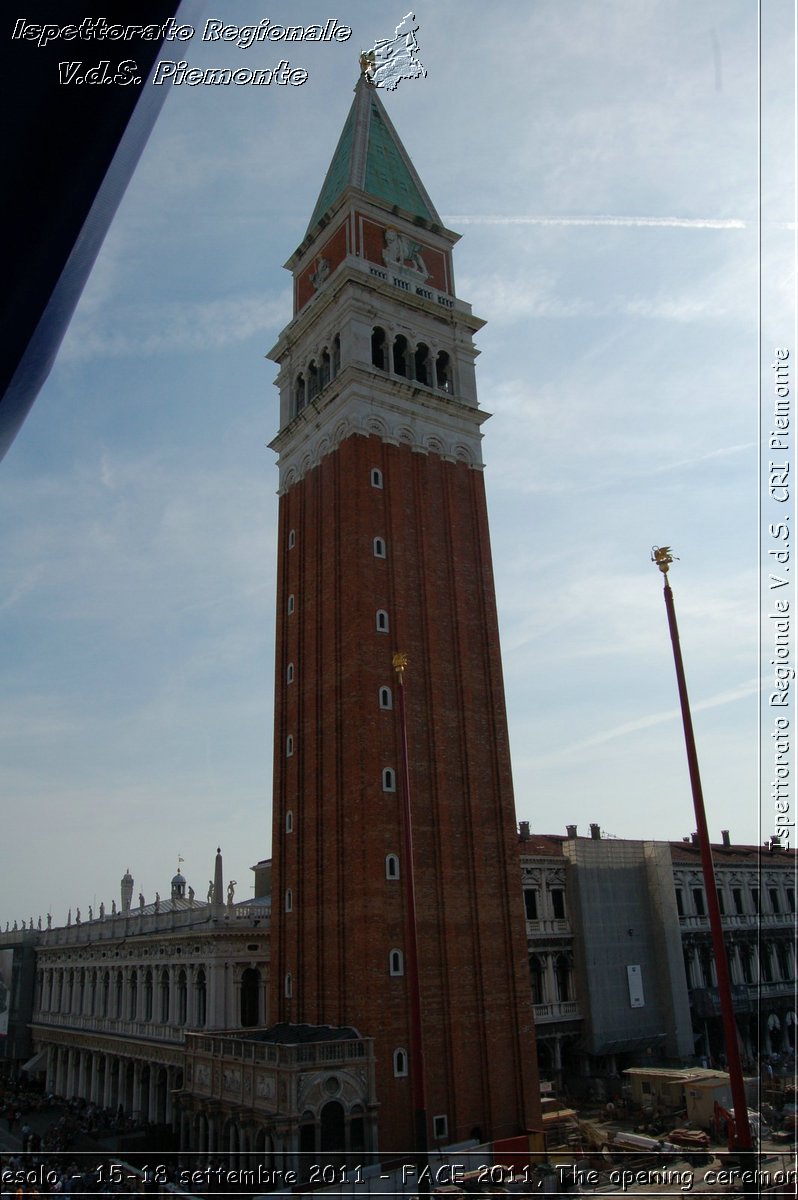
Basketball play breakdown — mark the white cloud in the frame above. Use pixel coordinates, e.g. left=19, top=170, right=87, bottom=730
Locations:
left=60, top=290, right=290, bottom=361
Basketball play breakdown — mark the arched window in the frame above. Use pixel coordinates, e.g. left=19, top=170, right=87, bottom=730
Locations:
left=286, top=735, right=294, bottom=757
left=776, top=942, right=791, bottom=980
left=760, top=944, right=774, bottom=983
left=160, top=970, right=170, bottom=1023
left=389, top=949, right=404, bottom=976
left=129, top=969, right=138, bottom=1020
left=287, top=529, right=296, bottom=550
left=321, top=348, right=331, bottom=388
left=386, top=854, right=400, bottom=880
left=371, top=326, right=387, bottom=370
left=332, top=334, right=341, bottom=376
left=284, top=972, right=293, bottom=999
left=285, top=889, right=293, bottom=913
left=102, top=971, right=110, bottom=1017
left=287, top=594, right=295, bottom=614
left=379, top=686, right=393, bottom=710
left=177, top=969, right=188, bottom=1025
left=555, top=955, right=570, bottom=1001
left=144, top=970, right=153, bottom=1021
left=382, top=768, right=396, bottom=792
left=414, top=342, right=431, bottom=386
left=294, top=374, right=306, bottom=415
left=376, top=609, right=389, bottom=632
left=286, top=810, right=294, bottom=834
left=393, top=1048, right=408, bottom=1077
left=529, top=955, right=544, bottom=1005
left=320, top=1100, right=346, bottom=1153
left=373, top=537, right=386, bottom=558
left=436, top=351, right=451, bottom=392
left=115, top=971, right=123, bottom=1019
left=307, top=360, right=319, bottom=401
left=195, top=968, right=207, bottom=1027
left=371, top=467, right=383, bottom=489
left=241, top=967, right=261, bottom=1027
left=393, top=334, right=410, bottom=378
left=286, top=662, right=294, bottom=684
left=89, top=970, right=97, bottom=1016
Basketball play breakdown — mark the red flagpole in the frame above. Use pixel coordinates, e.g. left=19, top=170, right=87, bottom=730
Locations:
left=393, top=652, right=430, bottom=1184
left=651, top=548, right=752, bottom=1155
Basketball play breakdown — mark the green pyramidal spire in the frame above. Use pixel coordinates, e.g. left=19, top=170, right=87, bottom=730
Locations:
left=306, top=75, right=441, bottom=235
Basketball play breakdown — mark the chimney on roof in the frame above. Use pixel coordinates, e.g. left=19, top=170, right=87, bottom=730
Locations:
left=566, top=824, right=578, bottom=839
left=691, top=832, right=699, bottom=845
left=721, top=830, right=730, bottom=847
left=589, top=823, right=601, bottom=840
left=519, top=821, right=530, bottom=841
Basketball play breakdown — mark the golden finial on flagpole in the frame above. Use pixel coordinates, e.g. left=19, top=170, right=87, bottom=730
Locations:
left=392, top=652, right=408, bottom=683
left=651, top=545, right=678, bottom=577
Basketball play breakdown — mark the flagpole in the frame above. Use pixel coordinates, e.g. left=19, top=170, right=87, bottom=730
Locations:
left=393, top=652, right=430, bottom=1188
left=651, top=548, right=752, bottom=1154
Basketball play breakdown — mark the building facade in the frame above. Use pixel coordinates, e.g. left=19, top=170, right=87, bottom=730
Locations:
left=25, top=854, right=270, bottom=1135
left=267, top=74, right=541, bottom=1153
left=518, top=824, right=797, bottom=1097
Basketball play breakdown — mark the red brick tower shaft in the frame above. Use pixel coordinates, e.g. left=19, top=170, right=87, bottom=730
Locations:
left=268, top=75, right=540, bottom=1155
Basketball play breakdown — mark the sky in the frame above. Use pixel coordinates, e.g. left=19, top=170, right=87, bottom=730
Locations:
left=2, top=0, right=795, bottom=927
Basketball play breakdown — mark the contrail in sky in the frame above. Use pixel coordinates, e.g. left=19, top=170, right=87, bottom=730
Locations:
left=443, top=215, right=746, bottom=230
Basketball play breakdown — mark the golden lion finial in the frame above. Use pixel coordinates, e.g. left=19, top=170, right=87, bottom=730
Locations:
left=392, top=652, right=408, bottom=682
left=651, top=545, right=678, bottom=575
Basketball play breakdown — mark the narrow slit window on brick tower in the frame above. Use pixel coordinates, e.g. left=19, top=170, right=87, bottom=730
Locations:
left=373, top=537, right=386, bottom=558
left=389, top=949, right=404, bottom=976
left=393, top=1049, right=408, bottom=1078
left=385, top=854, right=400, bottom=879
left=286, top=811, right=293, bottom=834
left=371, top=467, right=383, bottom=488
left=382, top=768, right=396, bottom=792
left=288, top=529, right=296, bottom=549
left=286, top=735, right=294, bottom=757
left=286, top=662, right=294, bottom=684
left=285, top=889, right=293, bottom=913
left=376, top=609, right=389, bottom=632
left=287, top=594, right=295, bottom=615
left=379, top=686, right=392, bottom=710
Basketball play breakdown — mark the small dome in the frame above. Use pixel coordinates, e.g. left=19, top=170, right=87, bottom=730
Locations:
left=171, top=871, right=186, bottom=887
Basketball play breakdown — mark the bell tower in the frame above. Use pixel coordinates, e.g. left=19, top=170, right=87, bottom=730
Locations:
left=268, top=74, right=540, bottom=1154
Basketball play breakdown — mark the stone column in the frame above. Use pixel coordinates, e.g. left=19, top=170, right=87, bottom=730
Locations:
left=103, top=1055, right=115, bottom=1109
left=67, top=1048, right=79, bottom=1098
left=46, top=1045, right=56, bottom=1093
left=132, top=1061, right=143, bottom=1118
left=148, top=1066, right=158, bottom=1124
left=76, top=1050, right=87, bottom=1099
left=543, top=953, right=557, bottom=1006
left=165, top=1065, right=177, bottom=1125
left=55, top=1047, right=66, bottom=1097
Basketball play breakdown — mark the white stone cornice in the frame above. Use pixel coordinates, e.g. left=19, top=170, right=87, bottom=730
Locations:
left=268, top=258, right=483, bottom=366
left=270, top=370, right=488, bottom=492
